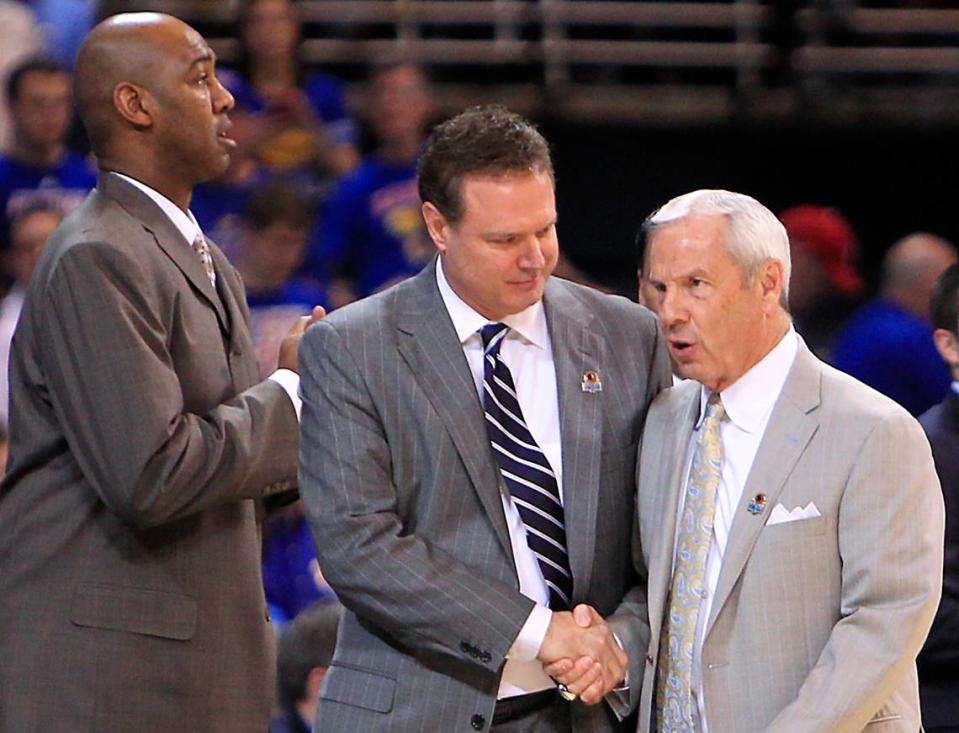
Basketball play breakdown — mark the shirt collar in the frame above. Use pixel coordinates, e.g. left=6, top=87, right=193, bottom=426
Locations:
left=114, top=173, right=202, bottom=247
left=697, top=327, right=799, bottom=433
left=436, top=256, right=548, bottom=349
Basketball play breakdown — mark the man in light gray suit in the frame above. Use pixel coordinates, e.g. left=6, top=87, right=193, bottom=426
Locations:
left=298, top=105, right=672, bottom=732
left=0, top=14, right=320, bottom=732
left=550, top=189, right=944, bottom=732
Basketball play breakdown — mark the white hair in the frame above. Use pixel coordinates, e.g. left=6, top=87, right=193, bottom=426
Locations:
left=646, top=189, right=791, bottom=306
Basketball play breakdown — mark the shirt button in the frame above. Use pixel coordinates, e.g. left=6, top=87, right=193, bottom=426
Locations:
left=470, top=714, right=485, bottom=730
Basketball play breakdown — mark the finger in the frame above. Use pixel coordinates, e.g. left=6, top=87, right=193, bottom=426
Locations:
left=309, top=305, right=326, bottom=322
left=548, top=655, right=593, bottom=686
left=565, top=661, right=602, bottom=696
left=543, top=658, right=574, bottom=678
left=572, top=603, right=593, bottom=627
left=579, top=675, right=612, bottom=706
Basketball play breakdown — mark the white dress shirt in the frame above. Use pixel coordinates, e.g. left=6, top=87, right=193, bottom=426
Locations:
left=114, top=173, right=301, bottom=416
left=673, top=327, right=798, bottom=732
left=436, top=257, right=558, bottom=698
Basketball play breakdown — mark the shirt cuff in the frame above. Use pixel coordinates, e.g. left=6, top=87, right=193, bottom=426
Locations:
left=612, top=632, right=628, bottom=690
left=269, top=369, right=301, bottom=420
left=507, top=604, right=552, bottom=662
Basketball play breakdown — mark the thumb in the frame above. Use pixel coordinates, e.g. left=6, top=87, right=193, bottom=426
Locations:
left=572, top=604, right=594, bottom=628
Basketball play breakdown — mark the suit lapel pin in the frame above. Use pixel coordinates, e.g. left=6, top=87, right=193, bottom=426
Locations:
left=747, top=493, right=767, bottom=515
left=581, top=370, right=602, bottom=394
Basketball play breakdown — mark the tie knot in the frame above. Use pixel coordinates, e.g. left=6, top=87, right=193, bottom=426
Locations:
left=705, top=393, right=726, bottom=423
left=480, top=322, right=508, bottom=353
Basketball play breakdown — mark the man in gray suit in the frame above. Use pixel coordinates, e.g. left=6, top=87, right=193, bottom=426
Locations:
left=298, top=105, right=672, bottom=732
left=0, top=14, right=320, bottom=732
left=551, top=189, right=944, bottom=732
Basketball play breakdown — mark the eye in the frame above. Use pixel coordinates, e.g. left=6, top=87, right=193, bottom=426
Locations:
left=197, top=72, right=210, bottom=85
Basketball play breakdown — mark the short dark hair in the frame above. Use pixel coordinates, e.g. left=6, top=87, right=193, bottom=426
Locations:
left=417, top=105, right=553, bottom=223
left=276, top=602, right=342, bottom=711
left=6, top=57, right=68, bottom=104
left=930, top=263, right=959, bottom=334
left=243, top=180, right=314, bottom=231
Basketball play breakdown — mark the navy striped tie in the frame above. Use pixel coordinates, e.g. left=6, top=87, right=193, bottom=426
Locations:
left=480, top=323, right=573, bottom=611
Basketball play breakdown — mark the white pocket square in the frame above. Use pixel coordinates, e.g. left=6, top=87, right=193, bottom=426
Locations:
left=766, top=501, right=821, bottom=526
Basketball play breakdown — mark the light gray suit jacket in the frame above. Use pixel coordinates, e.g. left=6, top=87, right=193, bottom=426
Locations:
left=0, top=173, right=299, bottom=733
left=298, top=258, right=672, bottom=732
left=610, top=341, right=944, bottom=732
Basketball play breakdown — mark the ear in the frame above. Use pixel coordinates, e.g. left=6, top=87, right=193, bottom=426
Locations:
left=933, top=328, right=959, bottom=367
left=113, top=82, right=154, bottom=130
left=758, top=258, right=785, bottom=313
left=422, top=202, right=451, bottom=253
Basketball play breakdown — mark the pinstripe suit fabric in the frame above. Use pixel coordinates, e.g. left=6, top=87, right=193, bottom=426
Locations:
left=298, top=258, right=672, bottom=732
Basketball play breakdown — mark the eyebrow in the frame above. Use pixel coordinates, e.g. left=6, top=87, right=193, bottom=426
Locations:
left=189, top=50, right=217, bottom=68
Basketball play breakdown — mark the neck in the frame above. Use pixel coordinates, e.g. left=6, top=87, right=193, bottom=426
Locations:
left=251, top=56, right=297, bottom=90
left=103, top=159, right=193, bottom=211
left=377, top=135, right=420, bottom=165
left=10, top=138, right=63, bottom=169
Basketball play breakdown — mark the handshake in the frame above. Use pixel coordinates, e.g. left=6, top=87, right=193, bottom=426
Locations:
left=536, top=604, right=628, bottom=705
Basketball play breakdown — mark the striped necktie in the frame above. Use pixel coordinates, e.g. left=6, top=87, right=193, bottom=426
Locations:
left=480, top=322, right=573, bottom=611
left=655, top=393, right=726, bottom=733
left=191, top=232, right=216, bottom=286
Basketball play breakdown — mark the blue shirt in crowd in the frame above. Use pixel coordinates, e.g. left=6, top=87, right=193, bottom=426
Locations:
left=307, top=155, right=435, bottom=298
left=833, top=298, right=951, bottom=416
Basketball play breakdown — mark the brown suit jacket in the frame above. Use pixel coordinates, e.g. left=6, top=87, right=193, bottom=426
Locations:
left=0, top=172, right=299, bottom=732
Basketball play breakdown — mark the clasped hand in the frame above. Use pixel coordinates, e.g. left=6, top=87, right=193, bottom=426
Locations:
left=537, top=604, right=627, bottom=705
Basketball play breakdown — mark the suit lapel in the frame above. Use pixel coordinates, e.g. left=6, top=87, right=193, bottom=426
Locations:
left=97, top=173, right=229, bottom=332
left=396, top=260, right=513, bottom=562
left=647, top=383, right=701, bottom=639
left=705, top=343, right=822, bottom=637
left=542, top=280, right=603, bottom=602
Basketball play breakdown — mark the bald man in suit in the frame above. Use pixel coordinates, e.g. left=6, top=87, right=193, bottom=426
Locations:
left=0, top=14, right=320, bottom=732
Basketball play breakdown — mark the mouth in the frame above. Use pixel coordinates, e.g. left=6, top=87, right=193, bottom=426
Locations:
left=668, top=338, right=695, bottom=359
left=217, top=120, right=236, bottom=149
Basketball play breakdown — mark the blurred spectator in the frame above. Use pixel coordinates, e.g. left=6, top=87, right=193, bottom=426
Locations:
left=308, top=63, right=436, bottom=304
left=0, top=57, right=95, bottom=249
left=0, top=1, right=42, bottom=148
left=238, top=181, right=329, bottom=378
left=918, top=262, right=959, bottom=733
left=263, top=500, right=337, bottom=629
left=224, top=0, right=359, bottom=181
left=0, top=201, right=62, bottom=427
left=780, top=204, right=865, bottom=360
left=834, top=232, right=958, bottom=415
left=33, top=0, right=97, bottom=68
left=270, top=602, right=342, bottom=733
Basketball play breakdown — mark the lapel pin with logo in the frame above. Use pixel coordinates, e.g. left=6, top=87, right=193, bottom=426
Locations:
left=746, top=493, right=767, bottom=516
left=580, top=370, right=602, bottom=394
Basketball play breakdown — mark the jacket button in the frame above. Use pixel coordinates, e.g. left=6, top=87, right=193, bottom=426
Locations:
left=480, top=651, right=491, bottom=663
left=645, top=652, right=654, bottom=665
left=470, top=714, right=485, bottom=730
left=460, top=641, right=470, bottom=654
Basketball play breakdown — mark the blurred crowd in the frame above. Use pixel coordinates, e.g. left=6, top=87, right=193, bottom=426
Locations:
left=2, top=1, right=959, bottom=731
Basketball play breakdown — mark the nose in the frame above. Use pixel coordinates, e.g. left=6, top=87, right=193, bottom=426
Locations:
left=658, top=286, right=688, bottom=327
left=518, top=237, right=546, bottom=270
left=211, top=76, right=235, bottom=114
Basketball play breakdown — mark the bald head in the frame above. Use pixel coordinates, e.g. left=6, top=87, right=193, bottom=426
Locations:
left=882, top=232, right=958, bottom=319
left=75, top=13, right=197, bottom=154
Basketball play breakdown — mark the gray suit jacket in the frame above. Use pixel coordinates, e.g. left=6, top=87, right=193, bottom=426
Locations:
left=611, top=341, right=944, bottom=732
left=298, top=259, right=672, bottom=732
left=0, top=173, right=299, bottom=733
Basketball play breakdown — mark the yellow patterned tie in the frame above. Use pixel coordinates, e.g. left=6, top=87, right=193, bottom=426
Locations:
left=655, top=393, right=725, bottom=733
